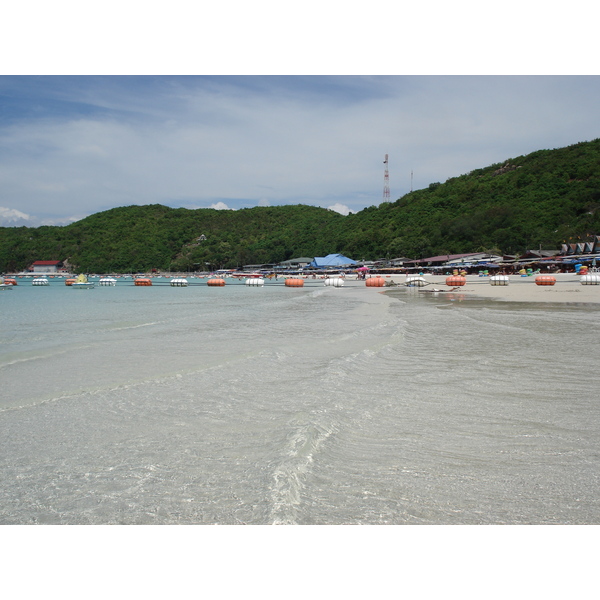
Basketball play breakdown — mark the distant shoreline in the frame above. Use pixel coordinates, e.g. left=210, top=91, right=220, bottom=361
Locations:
left=6, top=271, right=600, bottom=305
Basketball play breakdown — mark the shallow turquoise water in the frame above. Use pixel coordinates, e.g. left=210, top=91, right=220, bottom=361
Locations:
left=1, top=277, right=599, bottom=524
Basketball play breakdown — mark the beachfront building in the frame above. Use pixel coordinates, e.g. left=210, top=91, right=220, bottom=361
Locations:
left=30, top=260, right=63, bottom=273
left=240, top=263, right=277, bottom=272
left=309, top=254, right=357, bottom=268
left=403, top=253, right=503, bottom=272
left=278, top=257, right=314, bottom=269
left=388, top=257, right=412, bottom=266
left=560, top=235, right=600, bottom=256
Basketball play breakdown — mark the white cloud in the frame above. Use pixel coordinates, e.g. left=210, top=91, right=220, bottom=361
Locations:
left=0, top=207, right=86, bottom=227
left=0, top=206, right=31, bottom=225
left=39, top=214, right=86, bottom=226
left=210, top=202, right=233, bottom=210
left=328, top=203, right=353, bottom=216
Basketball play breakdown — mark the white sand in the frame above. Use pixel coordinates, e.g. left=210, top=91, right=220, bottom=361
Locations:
left=382, top=273, right=600, bottom=304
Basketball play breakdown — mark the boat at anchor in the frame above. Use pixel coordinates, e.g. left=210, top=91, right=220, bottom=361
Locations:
left=71, top=274, right=95, bottom=289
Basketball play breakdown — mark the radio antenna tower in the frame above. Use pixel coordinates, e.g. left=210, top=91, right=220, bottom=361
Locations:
left=383, top=154, right=390, bottom=202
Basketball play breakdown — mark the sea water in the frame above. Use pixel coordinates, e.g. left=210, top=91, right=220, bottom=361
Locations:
left=1, top=277, right=599, bottom=524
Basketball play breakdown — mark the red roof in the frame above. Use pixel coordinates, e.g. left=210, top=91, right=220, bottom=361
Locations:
left=31, top=260, right=61, bottom=265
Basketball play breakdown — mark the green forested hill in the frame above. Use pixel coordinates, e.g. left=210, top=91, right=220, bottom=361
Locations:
left=0, top=204, right=345, bottom=272
left=355, top=138, right=600, bottom=259
left=1, top=138, right=599, bottom=272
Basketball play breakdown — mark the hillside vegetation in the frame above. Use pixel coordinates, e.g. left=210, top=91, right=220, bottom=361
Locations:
left=1, top=138, right=599, bottom=272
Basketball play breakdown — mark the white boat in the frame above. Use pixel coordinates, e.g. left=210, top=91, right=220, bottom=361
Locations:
left=0, top=277, right=13, bottom=290
left=71, top=274, right=95, bottom=289
left=32, top=277, right=49, bottom=286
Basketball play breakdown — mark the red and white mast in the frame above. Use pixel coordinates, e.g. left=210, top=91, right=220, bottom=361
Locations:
left=383, top=154, right=390, bottom=202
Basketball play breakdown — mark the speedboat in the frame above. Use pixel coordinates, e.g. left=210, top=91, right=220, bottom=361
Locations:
left=71, top=274, right=95, bottom=289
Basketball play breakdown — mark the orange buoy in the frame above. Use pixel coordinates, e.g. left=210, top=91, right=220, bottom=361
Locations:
left=65, top=278, right=77, bottom=286
left=3, top=278, right=17, bottom=285
left=134, top=278, right=153, bottom=286
left=365, top=276, right=385, bottom=287
left=207, top=278, right=226, bottom=286
left=535, top=275, right=556, bottom=286
left=285, top=278, right=304, bottom=287
left=445, top=276, right=466, bottom=287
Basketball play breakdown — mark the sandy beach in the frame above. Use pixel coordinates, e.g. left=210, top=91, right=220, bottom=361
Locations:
left=383, top=272, right=600, bottom=305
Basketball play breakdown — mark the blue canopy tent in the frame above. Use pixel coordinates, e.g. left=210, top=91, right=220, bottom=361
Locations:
left=309, top=254, right=357, bottom=268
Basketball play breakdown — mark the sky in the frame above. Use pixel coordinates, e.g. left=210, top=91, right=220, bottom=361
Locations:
left=0, top=2, right=598, bottom=231
left=1, top=74, right=599, bottom=227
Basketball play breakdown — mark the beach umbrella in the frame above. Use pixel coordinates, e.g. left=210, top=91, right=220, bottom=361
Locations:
left=356, top=266, right=369, bottom=271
